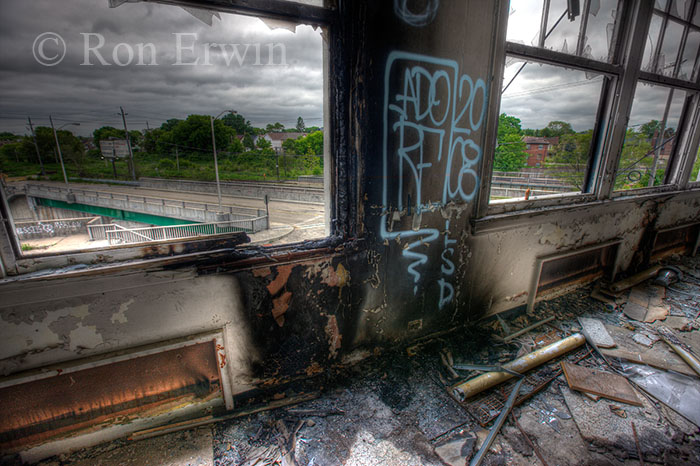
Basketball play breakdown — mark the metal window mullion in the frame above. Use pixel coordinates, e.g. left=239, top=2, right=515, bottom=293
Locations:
left=539, top=0, right=551, bottom=48
left=673, top=22, right=691, bottom=78
left=476, top=0, right=511, bottom=218
left=638, top=70, right=700, bottom=90
left=150, top=0, right=333, bottom=25
left=667, top=92, right=700, bottom=188
left=652, top=13, right=669, bottom=74
left=576, top=0, right=592, bottom=56
left=596, top=0, right=654, bottom=199
left=505, top=42, right=621, bottom=75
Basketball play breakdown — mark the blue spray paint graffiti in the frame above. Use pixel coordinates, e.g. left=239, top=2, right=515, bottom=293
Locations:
left=393, top=0, right=440, bottom=27
left=381, top=51, right=486, bottom=302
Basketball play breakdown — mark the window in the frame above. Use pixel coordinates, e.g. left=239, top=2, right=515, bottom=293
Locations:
left=482, top=0, right=700, bottom=213
left=0, top=0, right=331, bottom=263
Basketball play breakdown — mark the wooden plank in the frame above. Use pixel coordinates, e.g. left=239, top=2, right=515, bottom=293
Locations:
left=561, top=362, right=642, bottom=407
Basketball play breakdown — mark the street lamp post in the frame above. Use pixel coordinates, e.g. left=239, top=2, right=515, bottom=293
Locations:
left=211, top=110, right=235, bottom=212
left=49, top=116, right=80, bottom=188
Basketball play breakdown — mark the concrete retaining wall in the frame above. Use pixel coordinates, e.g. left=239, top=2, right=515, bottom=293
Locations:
left=15, top=217, right=98, bottom=240
left=139, top=178, right=325, bottom=204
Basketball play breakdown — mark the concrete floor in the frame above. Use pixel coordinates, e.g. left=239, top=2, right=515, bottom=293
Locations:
left=33, top=254, right=700, bottom=466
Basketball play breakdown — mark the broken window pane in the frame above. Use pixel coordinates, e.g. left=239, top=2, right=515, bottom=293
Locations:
left=693, top=4, right=700, bottom=26
left=679, top=28, right=700, bottom=80
left=506, top=0, right=545, bottom=46
left=505, top=0, right=621, bottom=63
left=670, top=0, right=692, bottom=20
left=655, top=0, right=670, bottom=11
left=642, top=14, right=664, bottom=72
left=657, top=19, right=685, bottom=76
left=581, top=0, right=619, bottom=62
left=615, top=82, right=686, bottom=191
left=545, top=0, right=583, bottom=55
left=0, top=0, right=327, bottom=256
left=490, top=58, right=605, bottom=203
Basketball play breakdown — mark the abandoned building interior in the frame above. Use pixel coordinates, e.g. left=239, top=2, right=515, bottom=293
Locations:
left=1, top=0, right=700, bottom=464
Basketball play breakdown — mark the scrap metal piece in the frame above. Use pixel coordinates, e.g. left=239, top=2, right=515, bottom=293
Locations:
left=501, top=316, right=556, bottom=343
left=464, top=346, right=592, bottom=426
left=609, top=266, right=662, bottom=293
left=653, top=266, right=682, bottom=287
left=452, top=363, right=523, bottom=378
left=561, top=361, right=643, bottom=406
left=452, top=334, right=585, bottom=402
left=656, top=326, right=700, bottom=377
left=469, top=377, right=525, bottom=466
left=631, top=422, right=645, bottom=466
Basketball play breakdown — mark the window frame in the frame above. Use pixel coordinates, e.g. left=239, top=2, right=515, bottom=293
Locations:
left=0, top=0, right=352, bottom=278
left=476, top=0, right=700, bottom=219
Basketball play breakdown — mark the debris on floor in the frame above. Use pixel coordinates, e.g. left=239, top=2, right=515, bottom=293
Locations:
left=561, top=361, right=642, bottom=406
left=33, top=255, right=700, bottom=466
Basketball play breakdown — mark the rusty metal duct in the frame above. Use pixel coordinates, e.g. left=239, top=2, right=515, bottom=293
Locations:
left=0, top=340, right=221, bottom=451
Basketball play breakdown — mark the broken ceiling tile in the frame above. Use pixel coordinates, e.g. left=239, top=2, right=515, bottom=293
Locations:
left=579, top=317, right=616, bottom=348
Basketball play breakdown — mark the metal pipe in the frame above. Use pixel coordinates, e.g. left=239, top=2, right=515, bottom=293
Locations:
left=608, top=265, right=662, bottom=293
left=452, top=333, right=585, bottom=401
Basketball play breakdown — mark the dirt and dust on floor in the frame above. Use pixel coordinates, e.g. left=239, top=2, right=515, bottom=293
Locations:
left=33, top=254, right=700, bottom=466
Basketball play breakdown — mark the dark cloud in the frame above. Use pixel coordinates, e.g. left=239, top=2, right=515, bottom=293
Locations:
left=0, top=0, right=324, bottom=135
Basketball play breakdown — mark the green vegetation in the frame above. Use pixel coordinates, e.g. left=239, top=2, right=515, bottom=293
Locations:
left=494, top=114, right=528, bottom=171
left=0, top=112, right=324, bottom=182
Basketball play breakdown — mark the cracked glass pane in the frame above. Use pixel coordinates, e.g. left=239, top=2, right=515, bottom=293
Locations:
left=506, top=0, right=545, bottom=46
left=657, top=19, right=685, bottom=76
left=615, top=82, right=686, bottom=190
left=642, top=14, right=664, bottom=72
left=670, top=0, right=692, bottom=20
left=655, top=0, right=669, bottom=11
left=679, top=29, right=700, bottom=80
left=582, top=0, right=618, bottom=62
left=491, top=58, right=605, bottom=203
left=545, top=0, right=583, bottom=55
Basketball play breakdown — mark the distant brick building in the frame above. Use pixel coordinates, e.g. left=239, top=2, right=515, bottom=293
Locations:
left=523, top=136, right=558, bottom=167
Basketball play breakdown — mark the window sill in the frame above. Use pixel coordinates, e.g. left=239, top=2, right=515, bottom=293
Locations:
left=474, top=187, right=700, bottom=235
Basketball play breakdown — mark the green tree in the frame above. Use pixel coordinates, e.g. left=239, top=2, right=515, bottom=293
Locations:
left=169, top=115, right=235, bottom=153
left=266, top=122, right=284, bottom=133
left=548, top=131, right=593, bottom=189
left=296, top=116, right=306, bottom=133
left=615, top=130, right=654, bottom=189
left=256, top=136, right=272, bottom=150
left=494, top=114, right=527, bottom=171
left=294, top=131, right=323, bottom=155
left=243, top=133, right=255, bottom=150
left=282, top=137, right=297, bottom=155
left=221, top=112, right=254, bottom=135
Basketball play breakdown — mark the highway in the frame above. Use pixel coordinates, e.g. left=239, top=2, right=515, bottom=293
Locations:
left=15, top=180, right=326, bottom=245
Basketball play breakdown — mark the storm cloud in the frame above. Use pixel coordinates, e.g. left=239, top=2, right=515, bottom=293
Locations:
left=0, top=0, right=324, bottom=136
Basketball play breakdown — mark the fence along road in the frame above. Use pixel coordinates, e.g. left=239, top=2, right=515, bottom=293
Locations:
left=15, top=179, right=324, bottom=237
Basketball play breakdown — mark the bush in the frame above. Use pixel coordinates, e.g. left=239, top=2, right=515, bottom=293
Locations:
left=158, top=159, right=176, bottom=170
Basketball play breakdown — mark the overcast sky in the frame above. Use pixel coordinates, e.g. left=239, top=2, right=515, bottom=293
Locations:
left=501, top=0, right=691, bottom=132
left=0, top=0, right=323, bottom=136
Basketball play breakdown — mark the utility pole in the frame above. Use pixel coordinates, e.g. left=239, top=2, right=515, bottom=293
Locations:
left=175, top=145, right=180, bottom=172
left=27, top=117, right=45, bottom=176
left=49, top=115, right=69, bottom=187
left=120, top=106, right=137, bottom=181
